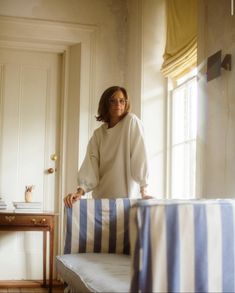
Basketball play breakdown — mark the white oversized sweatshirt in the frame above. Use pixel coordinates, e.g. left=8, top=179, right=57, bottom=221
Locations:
left=77, top=113, right=149, bottom=198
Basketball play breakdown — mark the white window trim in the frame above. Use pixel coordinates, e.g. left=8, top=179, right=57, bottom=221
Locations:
left=166, top=75, right=198, bottom=199
left=165, top=78, right=173, bottom=199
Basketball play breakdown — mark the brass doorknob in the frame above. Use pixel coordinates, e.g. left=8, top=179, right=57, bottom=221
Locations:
left=50, top=154, right=58, bottom=161
left=48, top=168, right=54, bottom=174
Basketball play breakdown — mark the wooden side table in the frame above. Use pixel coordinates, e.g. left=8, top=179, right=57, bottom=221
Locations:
left=0, top=210, right=56, bottom=293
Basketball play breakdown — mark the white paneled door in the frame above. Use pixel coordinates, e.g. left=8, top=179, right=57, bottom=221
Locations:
left=0, top=48, right=62, bottom=279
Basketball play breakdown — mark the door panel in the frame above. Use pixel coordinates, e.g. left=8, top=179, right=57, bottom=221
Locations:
left=0, top=48, right=61, bottom=279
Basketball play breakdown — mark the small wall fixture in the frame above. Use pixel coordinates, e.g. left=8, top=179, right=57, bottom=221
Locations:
left=221, top=54, right=232, bottom=71
left=207, top=50, right=232, bottom=82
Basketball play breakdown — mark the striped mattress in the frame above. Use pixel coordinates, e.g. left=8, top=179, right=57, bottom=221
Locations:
left=130, top=199, right=235, bottom=293
left=64, top=198, right=137, bottom=255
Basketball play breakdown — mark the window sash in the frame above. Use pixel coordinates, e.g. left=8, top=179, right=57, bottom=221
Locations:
left=167, top=75, right=197, bottom=199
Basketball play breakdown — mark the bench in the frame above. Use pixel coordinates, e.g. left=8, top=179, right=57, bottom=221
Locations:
left=56, top=198, right=235, bottom=292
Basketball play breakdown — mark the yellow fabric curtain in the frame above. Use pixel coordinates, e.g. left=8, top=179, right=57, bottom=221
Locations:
left=161, top=0, right=197, bottom=79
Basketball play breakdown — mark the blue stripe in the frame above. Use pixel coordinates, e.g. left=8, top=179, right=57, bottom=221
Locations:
left=109, top=199, right=117, bottom=253
left=139, top=206, right=152, bottom=293
left=220, top=203, right=235, bottom=293
left=79, top=199, right=87, bottom=252
left=130, top=209, right=140, bottom=293
left=64, top=207, right=72, bottom=254
left=166, top=205, right=180, bottom=293
left=194, top=204, right=208, bottom=293
left=94, top=199, right=102, bottom=252
left=123, top=198, right=131, bottom=255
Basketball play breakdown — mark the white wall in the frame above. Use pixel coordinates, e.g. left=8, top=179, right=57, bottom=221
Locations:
left=127, top=0, right=166, bottom=197
left=0, top=0, right=167, bottom=197
left=126, top=0, right=142, bottom=117
left=197, top=0, right=235, bottom=198
left=0, top=0, right=129, bottom=129
left=141, top=0, right=166, bottom=197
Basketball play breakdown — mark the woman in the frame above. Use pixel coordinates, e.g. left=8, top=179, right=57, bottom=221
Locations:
left=64, top=86, right=149, bottom=208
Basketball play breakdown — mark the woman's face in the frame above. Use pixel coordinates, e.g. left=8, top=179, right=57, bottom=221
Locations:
left=108, top=90, right=126, bottom=121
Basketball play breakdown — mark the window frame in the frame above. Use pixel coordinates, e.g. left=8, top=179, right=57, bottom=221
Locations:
left=166, top=74, right=198, bottom=199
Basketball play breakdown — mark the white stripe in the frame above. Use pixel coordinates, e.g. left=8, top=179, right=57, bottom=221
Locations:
left=233, top=204, right=235, bottom=290
left=207, top=203, right=222, bottom=292
left=178, top=204, right=195, bottom=292
left=116, top=199, right=125, bottom=253
left=101, top=199, right=110, bottom=252
left=86, top=199, right=95, bottom=252
left=137, top=209, right=143, bottom=271
left=129, top=205, right=138, bottom=256
left=71, top=201, right=80, bottom=253
left=150, top=206, right=167, bottom=293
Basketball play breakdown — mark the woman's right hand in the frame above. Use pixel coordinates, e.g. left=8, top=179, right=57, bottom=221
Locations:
left=64, top=189, right=83, bottom=208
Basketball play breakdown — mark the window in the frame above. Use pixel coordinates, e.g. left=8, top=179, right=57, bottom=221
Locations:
left=167, top=70, right=198, bottom=199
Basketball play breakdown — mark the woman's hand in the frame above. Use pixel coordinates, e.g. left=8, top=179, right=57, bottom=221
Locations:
left=140, top=186, right=154, bottom=199
left=64, top=188, right=84, bottom=208
left=142, top=194, right=154, bottom=199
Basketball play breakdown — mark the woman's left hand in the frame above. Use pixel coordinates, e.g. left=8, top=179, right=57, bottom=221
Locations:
left=142, top=194, right=154, bottom=199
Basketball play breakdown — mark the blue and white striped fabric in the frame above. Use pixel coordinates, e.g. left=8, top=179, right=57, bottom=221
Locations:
left=130, top=199, right=235, bottom=293
left=64, top=198, right=137, bottom=255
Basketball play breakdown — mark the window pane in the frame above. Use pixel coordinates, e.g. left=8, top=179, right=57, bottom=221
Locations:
left=172, top=77, right=197, bottom=145
left=171, top=142, right=196, bottom=199
left=170, top=76, right=197, bottom=199
left=172, top=87, right=186, bottom=145
left=188, top=79, right=197, bottom=140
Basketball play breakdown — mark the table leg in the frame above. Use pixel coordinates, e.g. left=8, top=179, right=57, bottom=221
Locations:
left=49, top=227, right=54, bottom=293
left=43, top=231, right=47, bottom=287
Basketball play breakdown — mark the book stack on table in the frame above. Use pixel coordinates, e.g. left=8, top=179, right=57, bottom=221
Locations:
left=13, top=201, right=42, bottom=211
left=0, top=199, right=7, bottom=210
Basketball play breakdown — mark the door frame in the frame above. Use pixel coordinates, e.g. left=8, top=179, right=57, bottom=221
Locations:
left=0, top=15, right=97, bottom=253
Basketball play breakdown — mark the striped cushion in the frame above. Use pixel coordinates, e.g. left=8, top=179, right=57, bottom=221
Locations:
left=130, top=199, right=235, bottom=293
left=64, top=198, right=137, bottom=255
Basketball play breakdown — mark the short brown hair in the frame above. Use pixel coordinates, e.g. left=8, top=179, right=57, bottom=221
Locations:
left=96, top=86, right=130, bottom=123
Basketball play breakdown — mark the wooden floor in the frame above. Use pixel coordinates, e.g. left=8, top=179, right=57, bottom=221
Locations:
left=0, top=289, right=64, bottom=293
left=0, top=281, right=64, bottom=293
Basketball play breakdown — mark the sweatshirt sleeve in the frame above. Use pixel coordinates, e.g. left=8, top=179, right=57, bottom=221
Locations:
left=130, top=116, right=149, bottom=188
left=77, top=132, right=100, bottom=193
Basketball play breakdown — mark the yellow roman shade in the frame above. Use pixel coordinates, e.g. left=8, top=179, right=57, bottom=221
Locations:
left=161, top=0, right=197, bottom=79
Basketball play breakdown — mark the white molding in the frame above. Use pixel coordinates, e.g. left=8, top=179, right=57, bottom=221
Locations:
left=0, top=65, right=4, bottom=197
left=59, top=50, right=69, bottom=254
left=139, top=0, right=144, bottom=119
left=0, top=15, right=97, bottom=41
left=0, top=40, right=67, bottom=53
left=0, top=15, right=97, bottom=255
left=165, top=80, right=172, bottom=199
left=127, top=0, right=143, bottom=118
